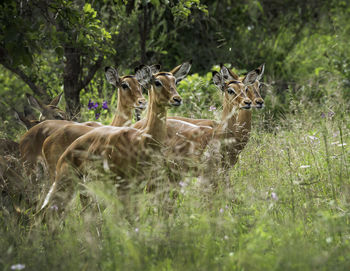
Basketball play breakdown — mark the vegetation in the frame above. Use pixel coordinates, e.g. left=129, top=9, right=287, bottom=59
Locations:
left=1, top=0, right=350, bottom=270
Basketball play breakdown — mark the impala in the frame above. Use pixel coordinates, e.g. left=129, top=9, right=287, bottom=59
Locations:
left=168, top=64, right=265, bottom=126
left=26, top=92, right=68, bottom=121
left=13, top=109, right=40, bottom=130
left=166, top=64, right=265, bottom=167
left=0, top=93, right=68, bottom=162
left=41, top=66, right=148, bottom=179
left=41, top=63, right=190, bottom=211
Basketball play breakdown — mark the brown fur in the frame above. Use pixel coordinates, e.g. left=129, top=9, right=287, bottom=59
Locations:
left=42, top=65, right=185, bottom=210
left=41, top=73, right=147, bottom=180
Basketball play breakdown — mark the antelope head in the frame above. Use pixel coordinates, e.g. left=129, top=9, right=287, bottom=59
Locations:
left=13, top=109, right=40, bottom=130
left=105, top=66, right=147, bottom=111
left=214, top=65, right=252, bottom=110
left=26, top=93, right=68, bottom=121
left=140, top=61, right=191, bottom=107
left=243, top=63, right=265, bottom=109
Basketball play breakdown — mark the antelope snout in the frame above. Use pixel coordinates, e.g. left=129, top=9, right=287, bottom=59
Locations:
left=254, top=98, right=264, bottom=109
left=241, top=99, right=252, bottom=109
left=170, top=95, right=182, bottom=107
left=137, top=98, right=147, bottom=109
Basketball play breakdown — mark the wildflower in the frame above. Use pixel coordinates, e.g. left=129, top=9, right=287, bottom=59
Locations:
left=11, top=264, right=25, bottom=270
left=102, top=101, right=108, bottom=109
left=321, top=112, right=326, bottom=118
left=209, top=105, right=216, bottom=111
left=308, top=135, right=318, bottom=141
left=135, top=228, right=139, bottom=233
left=271, top=192, right=278, bottom=201
left=50, top=205, right=58, bottom=211
left=219, top=208, right=224, bottom=213
left=326, top=237, right=332, bottom=243
left=179, top=181, right=186, bottom=187
left=229, top=252, right=234, bottom=257
left=300, top=165, right=310, bottom=169
left=93, top=102, right=99, bottom=109
left=88, top=99, right=94, bottom=110
left=95, top=113, right=100, bottom=120
left=328, top=111, right=335, bottom=118
left=224, top=235, right=229, bottom=240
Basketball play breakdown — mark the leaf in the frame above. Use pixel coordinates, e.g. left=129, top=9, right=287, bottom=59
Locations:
left=55, top=46, right=64, bottom=58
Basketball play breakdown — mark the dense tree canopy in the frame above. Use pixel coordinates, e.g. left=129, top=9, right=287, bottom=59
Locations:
left=1, top=0, right=349, bottom=129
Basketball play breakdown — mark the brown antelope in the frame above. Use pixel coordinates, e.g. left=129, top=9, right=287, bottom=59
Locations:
left=0, top=93, right=69, bottom=162
left=26, top=92, right=68, bottom=121
left=135, top=65, right=261, bottom=169
left=19, top=92, right=70, bottom=176
left=41, top=66, right=148, bottom=180
left=13, top=109, right=40, bottom=130
left=41, top=63, right=190, bottom=210
left=165, top=64, right=265, bottom=167
left=167, top=64, right=265, bottom=127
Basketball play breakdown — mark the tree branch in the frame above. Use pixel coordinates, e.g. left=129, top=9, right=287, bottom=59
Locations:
left=79, top=55, right=103, bottom=91
left=0, top=46, right=47, bottom=98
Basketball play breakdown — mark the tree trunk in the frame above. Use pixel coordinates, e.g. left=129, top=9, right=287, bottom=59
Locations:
left=63, top=47, right=81, bottom=118
left=139, top=4, right=148, bottom=64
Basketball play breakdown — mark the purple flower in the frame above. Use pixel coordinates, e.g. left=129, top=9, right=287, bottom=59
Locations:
left=209, top=105, right=216, bottom=111
left=95, top=113, right=100, bottom=119
left=93, top=102, right=99, bottom=109
left=50, top=205, right=58, bottom=211
left=102, top=101, right=108, bottom=109
left=88, top=99, right=94, bottom=110
left=271, top=192, right=278, bottom=201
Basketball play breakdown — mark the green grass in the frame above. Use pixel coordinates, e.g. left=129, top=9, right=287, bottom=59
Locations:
left=1, top=105, right=350, bottom=271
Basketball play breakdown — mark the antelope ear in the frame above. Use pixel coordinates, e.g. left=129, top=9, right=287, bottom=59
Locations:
left=26, top=93, right=44, bottom=113
left=171, top=60, right=192, bottom=84
left=212, top=71, right=224, bottom=91
left=49, top=92, right=63, bottom=106
left=220, top=64, right=239, bottom=81
left=242, top=69, right=259, bottom=85
left=13, top=109, right=30, bottom=130
left=105, top=67, right=120, bottom=87
left=135, top=64, right=152, bottom=87
left=256, top=63, right=265, bottom=81
left=150, top=64, right=161, bottom=74
left=13, top=109, right=23, bottom=124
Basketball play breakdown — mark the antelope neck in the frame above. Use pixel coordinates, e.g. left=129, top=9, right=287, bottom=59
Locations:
left=111, top=88, right=133, bottom=126
left=234, top=109, right=252, bottom=149
left=215, top=96, right=240, bottom=137
left=143, top=87, right=168, bottom=145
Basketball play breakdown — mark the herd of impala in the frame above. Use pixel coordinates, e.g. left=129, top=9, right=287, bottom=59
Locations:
left=0, top=61, right=265, bottom=216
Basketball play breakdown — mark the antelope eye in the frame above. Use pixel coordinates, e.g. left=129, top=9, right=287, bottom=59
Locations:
left=227, top=88, right=236, bottom=95
left=155, top=80, right=162, bottom=87
left=121, top=82, right=128, bottom=89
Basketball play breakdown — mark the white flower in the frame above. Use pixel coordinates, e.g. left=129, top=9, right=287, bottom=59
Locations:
left=337, top=143, right=347, bottom=147
left=307, top=135, right=318, bottom=142
left=135, top=228, right=139, bottom=233
left=300, top=165, right=310, bottom=169
left=224, top=235, right=229, bottom=240
left=11, top=264, right=25, bottom=270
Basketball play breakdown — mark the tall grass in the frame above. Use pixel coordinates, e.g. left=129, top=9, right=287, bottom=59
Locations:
left=1, top=101, right=349, bottom=270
